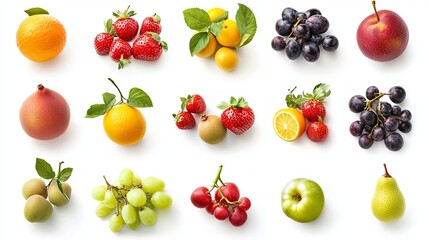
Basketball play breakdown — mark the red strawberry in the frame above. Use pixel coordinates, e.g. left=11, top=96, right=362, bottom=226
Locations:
left=112, top=5, right=139, bottom=41
left=286, top=83, right=330, bottom=122
left=132, top=32, right=168, bottom=61
left=94, top=19, right=116, bottom=55
left=173, top=111, right=196, bottom=130
left=140, top=13, right=162, bottom=35
left=181, top=94, right=206, bottom=114
left=217, top=97, right=255, bottom=135
left=109, top=38, right=132, bottom=69
left=306, top=118, right=328, bottom=142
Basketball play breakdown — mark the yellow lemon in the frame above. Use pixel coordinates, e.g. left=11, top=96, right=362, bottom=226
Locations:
left=273, top=108, right=306, bottom=142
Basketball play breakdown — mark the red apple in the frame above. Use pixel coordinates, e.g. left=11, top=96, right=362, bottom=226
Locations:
left=356, top=1, right=409, bottom=62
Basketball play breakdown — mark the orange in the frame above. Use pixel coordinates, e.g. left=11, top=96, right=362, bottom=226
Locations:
left=207, top=7, right=226, bottom=22
left=216, top=19, right=241, bottom=48
left=103, top=104, right=146, bottom=146
left=273, top=108, right=306, bottom=142
left=16, top=14, right=66, bottom=62
left=214, top=47, right=238, bottom=71
left=195, top=33, right=217, bottom=58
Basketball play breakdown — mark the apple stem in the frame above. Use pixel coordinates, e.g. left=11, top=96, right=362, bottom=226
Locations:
left=383, top=163, right=392, bottom=178
left=372, top=0, right=380, bottom=22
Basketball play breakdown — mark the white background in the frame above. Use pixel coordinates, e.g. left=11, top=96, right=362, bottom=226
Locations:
left=1, top=0, right=427, bottom=239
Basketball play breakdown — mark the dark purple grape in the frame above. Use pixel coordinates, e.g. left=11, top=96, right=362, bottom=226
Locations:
left=293, top=24, right=311, bottom=40
left=384, top=132, right=404, bottom=151
left=349, top=120, right=364, bottom=137
left=306, top=15, right=329, bottom=34
left=365, top=86, right=379, bottom=100
left=398, top=121, right=412, bottom=133
left=392, top=105, right=402, bottom=116
left=301, top=41, right=320, bottom=62
left=282, top=7, right=298, bottom=23
left=297, top=12, right=307, bottom=24
left=360, top=110, right=377, bottom=126
left=271, top=36, right=286, bottom=51
left=364, top=124, right=375, bottom=133
left=378, top=101, right=392, bottom=117
left=384, top=116, right=399, bottom=132
left=310, top=34, right=323, bottom=45
left=349, top=95, right=367, bottom=113
left=372, top=126, right=386, bottom=142
left=322, top=35, right=339, bottom=51
left=285, top=38, right=302, bottom=60
left=304, top=8, right=321, bottom=18
left=359, top=134, right=374, bottom=149
left=400, top=109, right=412, bottom=122
left=389, top=86, right=406, bottom=103
left=275, top=19, right=293, bottom=36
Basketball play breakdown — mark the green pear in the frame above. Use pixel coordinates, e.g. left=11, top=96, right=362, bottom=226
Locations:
left=371, top=163, right=405, bottom=222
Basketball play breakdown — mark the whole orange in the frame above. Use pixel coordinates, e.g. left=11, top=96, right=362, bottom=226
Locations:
left=103, top=104, right=146, bottom=146
left=215, top=47, right=238, bottom=71
left=195, top=33, right=217, bottom=58
left=216, top=19, right=241, bottom=48
left=19, top=84, right=70, bottom=140
left=16, top=10, right=66, bottom=62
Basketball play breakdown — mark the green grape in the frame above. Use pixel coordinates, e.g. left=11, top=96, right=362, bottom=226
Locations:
left=151, top=191, right=172, bottom=210
left=126, top=188, right=147, bottom=208
left=103, top=190, right=116, bottom=209
left=132, top=175, right=142, bottom=186
left=121, top=204, right=138, bottom=225
left=95, top=202, right=113, bottom=218
left=139, top=206, right=158, bottom=226
left=118, top=168, right=134, bottom=187
left=142, top=176, right=165, bottom=193
left=109, top=213, right=124, bottom=232
left=92, top=185, right=107, bottom=201
left=126, top=217, right=140, bottom=230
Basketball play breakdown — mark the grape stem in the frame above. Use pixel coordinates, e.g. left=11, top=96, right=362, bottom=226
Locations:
left=372, top=0, right=380, bottom=22
left=364, top=92, right=389, bottom=136
left=206, top=165, right=241, bottom=205
left=286, top=18, right=302, bottom=41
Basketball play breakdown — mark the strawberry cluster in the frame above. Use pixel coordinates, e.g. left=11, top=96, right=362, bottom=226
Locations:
left=93, top=6, right=167, bottom=69
left=173, top=94, right=207, bottom=130
left=190, top=165, right=251, bottom=227
left=286, top=83, right=330, bottom=142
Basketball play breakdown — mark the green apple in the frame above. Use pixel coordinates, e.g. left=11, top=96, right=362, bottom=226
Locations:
left=281, top=178, right=324, bottom=223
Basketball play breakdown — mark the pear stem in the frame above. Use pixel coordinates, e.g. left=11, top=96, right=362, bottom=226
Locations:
left=383, top=163, right=391, bottom=178
left=372, top=0, right=380, bottom=22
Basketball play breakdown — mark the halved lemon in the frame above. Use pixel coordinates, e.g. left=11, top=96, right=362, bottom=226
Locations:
left=273, top=108, right=306, bottom=142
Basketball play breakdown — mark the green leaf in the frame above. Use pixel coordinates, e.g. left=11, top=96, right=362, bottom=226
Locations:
left=210, top=21, right=223, bottom=37
left=213, top=11, right=228, bottom=23
left=35, top=158, right=55, bottom=180
left=25, top=7, right=49, bottom=16
left=235, top=3, right=257, bottom=48
left=183, top=8, right=211, bottom=31
left=127, top=88, right=153, bottom=108
left=189, top=32, right=209, bottom=56
left=217, top=101, right=231, bottom=110
left=85, top=104, right=107, bottom=118
left=56, top=179, right=70, bottom=201
left=58, top=168, right=73, bottom=182
left=103, top=92, right=116, bottom=110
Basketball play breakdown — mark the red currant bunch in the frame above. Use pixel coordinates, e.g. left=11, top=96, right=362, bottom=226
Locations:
left=190, top=165, right=251, bottom=227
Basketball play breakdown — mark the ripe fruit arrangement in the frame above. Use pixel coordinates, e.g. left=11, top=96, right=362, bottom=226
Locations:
left=85, top=78, right=153, bottom=146
left=190, top=165, right=251, bottom=227
left=271, top=7, right=339, bottom=62
left=22, top=158, right=73, bottom=223
left=20, top=84, right=70, bottom=140
left=92, top=168, right=172, bottom=232
left=16, top=7, right=66, bottom=62
left=183, top=3, right=257, bottom=71
left=173, top=94, right=207, bottom=130
left=93, top=6, right=167, bottom=69
left=274, top=83, right=330, bottom=142
left=348, top=86, right=412, bottom=151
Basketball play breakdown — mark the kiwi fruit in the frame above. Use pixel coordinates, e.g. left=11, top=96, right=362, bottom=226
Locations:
left=198, top=114, right=227, bottom=144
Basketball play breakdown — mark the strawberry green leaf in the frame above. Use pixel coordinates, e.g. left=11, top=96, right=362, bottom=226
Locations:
left=236, top=3, right=257, bottom=48
left=85, top=104, right=107, bottom=118
left=58, top=167, right=73, bottom=182
left=25, top=7, right=49, bottom=16
left=189, top=32, right=209, bottom=56
left=183, top=8, right=211, bottom=31
left=35, top=158, right=55, bottom=180
left=127, top=88, right=153, bottom=108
